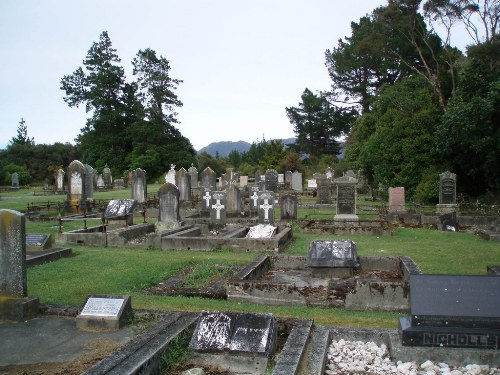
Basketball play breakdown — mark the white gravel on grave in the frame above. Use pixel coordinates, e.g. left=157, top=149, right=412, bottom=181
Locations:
left=325, top=339, right=500, bottom=375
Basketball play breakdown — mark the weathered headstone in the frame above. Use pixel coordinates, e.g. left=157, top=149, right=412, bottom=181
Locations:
left=210, top=191, right=227, bottom=227
left=264, top=169, right=278, bottom=192
left=189, top=311, right=277, bottom=374
left=96, top=174, right=105, bottom=190
left=102, top=164, right=112, bottom=188
left=130, top=168, right=147, bottom=204
left=113, top=178, right=125, bottom=189
left=344, top=170, right=356, bottom=178
left=55, top=169, right=65, bottom=193
left=11, top=172, right=19, bottom=189
left=158, top=183, right=180, bottom=223
left=67, top=160, right=86, bottom=202
left=76, top=295, right=132, bottom=331
left=226, top=185, right=241, bottom=216
left=316, top=177, right=331, bottom=204
left=400, top=275, right=500, bottom=349
left=388, top=187, right=406, bottom=213
left=84, top=164, right=94, bottom=199
left=200, top=167, right=217, bottom=191
left=239, top=175, right=248, bottom=187
left=249, top=185, right=260, bottom=214
left=224, top=168, right=238, bottom=187
left=437, top=171, right=458, bottom=214
left=334, top=174, right=358, bottom=220
left=254, top=171, right=261, bottom=186
left=165, top=164, right=176, bottom=185
left=325, top=167, right=334, bottom=181
left=176, top=167, right=191, bottom=202
left=285, top=171, right=292, bottom=188
left=278, top=174, right=284, bottom=188
left=0, top=209, right=39, bottom=321
left=258, top=191, right=275, bottom=225
left=188, top=164, right=199, bottom=188
left=291, top=171, right=302, bottom=191
left=280, top=194, right=298, bottom=220
left=307, top=179, right=317, bottom=190
left=306, top=239, right=359, bottom=277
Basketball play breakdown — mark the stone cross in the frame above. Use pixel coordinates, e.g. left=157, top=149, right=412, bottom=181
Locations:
left=203, top=191, right=211, bottom=208
left=260, top=199, right=273, bottom=220
left=251, top=191, right=259, bottom=207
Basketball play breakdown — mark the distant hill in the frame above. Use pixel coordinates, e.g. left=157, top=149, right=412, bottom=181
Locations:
left=198, top=138, right=296, bottom=157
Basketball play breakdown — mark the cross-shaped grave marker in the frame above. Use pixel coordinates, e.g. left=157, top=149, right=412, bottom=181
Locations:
left=251, top=191, right=259, bottom=207
left=203, top=191, right=211, bottom=208
left=260, top=199, right=273, bottom=220
left=212, top=198, right=225, bottom=220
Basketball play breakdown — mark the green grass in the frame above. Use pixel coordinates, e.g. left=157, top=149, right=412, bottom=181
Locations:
left=2, top=185, right=499, bottom=329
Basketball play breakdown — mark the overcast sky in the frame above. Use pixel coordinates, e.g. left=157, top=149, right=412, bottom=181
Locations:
left=0, top=1, right=469, bottom=151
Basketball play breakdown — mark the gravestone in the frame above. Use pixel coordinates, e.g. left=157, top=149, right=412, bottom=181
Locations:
left=210, top=191, right=227, bottom=228
left=307, top=179, right=317, bottom=190
left=306, top=239, right=359, bottom=277
left=26, top=233, right=52, bottom=251
left=176, top=167, right=191, bottom=202
left=55, top=169, right=65, bottom=193
left=278, top=174, right=284, bottom=188
left=200, top=167, right=217, bottom=191
left=84, top=164, right=94, bottom=199
left=96, top=174, right=105, bottom=190
left=285, top=171, right=292, bottom=188
left=400, top=275, right=500, bottom=349
left=224, top=168, right=238, bottom=187
left=102, top=164, right=112, bottom=188
left=280, top=194, right=298, bottom=220
left=344, top=170, right=356, bottom=178
left=189, top=311, right=277, bottom=374
left=246, top=224, right=277, bottom=239
left=325, top=167, right=334, bottom=181
left=165, top=164, right=176, bottom=185
left=158, top=183, right=180, bottom=223
left=188, top=164, right=199, bottom=188
left=0, top=209, right=39, bottom=321
left=334, top=175, right=358, bottom=220
left=388, top=187, right=406, bottom=213
left=264, top=169, right=279, bottom=192
left=239, top=175, right=248, bottom=187
left=11, top=172, right=19, bottom=189
left=67, top=160, right=86, bottom=202
left=201, top=188, right=212, bottom=214
left=113, top=178, right=125, bottom=189
left=316, top=177, right=331, bottom=204
left=218, top=175, right=227, bottom=189
left=76, top=295, right=132, bottom=331
left=437, top=171, right=458, bottom=214
left=291, top=171, right=302, bottom=191
left=258, top=191, right=275, bottom=225
left=254, top=171, right=261, bottom=186
left=226, top=185, right=241, bottom=216
left=249, top=185, right=260, bottom=214
left=131, top=168, right=147, bottom=204
left=104, top=199, right=137, bottom=226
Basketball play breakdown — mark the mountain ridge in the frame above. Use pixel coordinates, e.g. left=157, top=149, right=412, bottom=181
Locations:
left=197, top=138, right=296, bottom=157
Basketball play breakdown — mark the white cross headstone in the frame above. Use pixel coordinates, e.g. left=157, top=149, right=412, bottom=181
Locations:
left=251, top=191, right=259, bottom=207
left=203, top=191, right=211, bottom=208
left=212, top=199, right=225, bottom=220
left=260, top=199, right=273, bottom=220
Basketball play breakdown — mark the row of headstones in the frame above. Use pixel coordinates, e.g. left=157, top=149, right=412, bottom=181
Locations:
left=56, top=162, right=114, bottom=197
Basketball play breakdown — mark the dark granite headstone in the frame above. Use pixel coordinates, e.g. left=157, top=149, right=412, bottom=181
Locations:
left=104, top=199, right=137, bottom=219
left=84, top=164, right=94, bottom=199
left=158, top=183, right=180, bottom=222
left=285, top=171, right=292, bottom=188
left=316, top=177, right=331, bottom=204
left=26, top=233, right=51, bottom=251
left=258, top=191, right=275, bottom=225
left=400, top=275, right=500, bottom=349
left=335, top=175, right=358, bottom=220
left=189, top=311, right=277, bottom=355
left=280, top=194, right=297, bottom=220
left=306, top=240, right=358, bottom=268
left=264, top=169, right=278, bottom=192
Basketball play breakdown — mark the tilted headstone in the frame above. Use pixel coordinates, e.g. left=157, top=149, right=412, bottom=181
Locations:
left=316, top=177, right=331, bottom=204
left=11, top=172, right=19, bottom=189
left=291, top=171, right=302, bottom=191
left=258, top=191, right=275, bottom=225
left=249, top=185, right=260, bottom=214
left=0, top=209, right=39, bottom=321
left=280, top=194, right=298, bottom=220
left=165, top=164, right=176, bottom=185
left=188, top=164, right=199, bottom=188
left=84, top=164, right=94, bottom=199
left=104, top=199, right=137, bottom=219
left=388, top=187, right=406, bottom=213
left=400, top=275, right=500, bottom=349
left=130, top=168, right=147, bottom=204
left=264, top=169, right=278, bottom=192
left=158, top=183, right=180, bottom=222
left=226, top=185, right=241, bottom=216
left=189, top=311, right=277, bottom=373
left=67, top=160, right=86, bottom=201
left=55, top=169, right=65, bottom=192
left=306, top=240, right=358, bottom=268
left=334, top=175, right=358, bottom=220
left=200, top=167, right=217, bottom=191
left=176, top=167, right=191, bottom=202
left=439, top=171, right=457, bottom=204
left=102, top=164, right=112, bottom=188
left=210, top=191, right=227, bottom=227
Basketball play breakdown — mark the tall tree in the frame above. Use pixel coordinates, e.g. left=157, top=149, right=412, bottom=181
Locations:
left=10, top=118, right=34, bottom=146
left=286, top=88, right=356, bottom=159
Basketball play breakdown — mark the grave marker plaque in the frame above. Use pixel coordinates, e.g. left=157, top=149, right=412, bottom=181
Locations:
left=306, top=240, right=358, bottom=268
left=76, top=295, right=132, bottom=331
left=388, top=187, right=406, bottom=213
left=104, top=199, right=137, bottom=219
left=246, top=224, right=276, bottom=239
left=249, top=185, right=260, bottom=213
left=439, top=171, right=456, bottom=204
left=316, top=177, right=331, bottom=204
left=26, top=233, right=52, bottom=251
left=67, top=160, right=86, bottom=201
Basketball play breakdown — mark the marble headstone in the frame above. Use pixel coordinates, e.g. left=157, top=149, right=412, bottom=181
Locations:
left=258, top=191, right=275, bottom=225
left=210, top=191, right=227, bottom=227
left=131, top=168, right=147, bottom=204
left=67, top=160, right=86, bottom=201
left=291, top=171, right=302, bottom=191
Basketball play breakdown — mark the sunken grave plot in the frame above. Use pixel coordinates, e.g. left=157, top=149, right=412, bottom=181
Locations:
left=226, top=240, right=421, bottom=311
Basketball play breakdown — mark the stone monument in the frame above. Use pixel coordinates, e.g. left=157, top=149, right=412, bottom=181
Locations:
left=280, top=194, right=298, bottom=220
left=388, top=187, right=406, bottom=213
left=131, top=168, right=147, bottom=204
left=158, top=183, right=181, bottom=225
left=436, top=171, right=458, bottom=214
left=264, top=169, right=279, bottom=192
left=334, top=174, right=358, bottom=221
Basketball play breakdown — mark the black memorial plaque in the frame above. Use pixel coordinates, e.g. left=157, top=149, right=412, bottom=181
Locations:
left=306, top=240, right=358, bottom=268
left=104, top=199, right=137, bottom=219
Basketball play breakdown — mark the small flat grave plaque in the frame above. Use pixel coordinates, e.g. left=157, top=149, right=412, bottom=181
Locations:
left=77, top=295, right=132, bottom=331
left=246, top=224, right=276, bottom=239
left=104, top=199, right=137, bottom=219
left=26, top=233, right=51, bottom=251
left=306, top=240, right=358, bottom=268
left=80, top=297, right=125, bottom=317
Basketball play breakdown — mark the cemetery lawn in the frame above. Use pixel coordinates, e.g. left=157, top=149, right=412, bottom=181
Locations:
left=27, top=226, right=500, bottom=329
